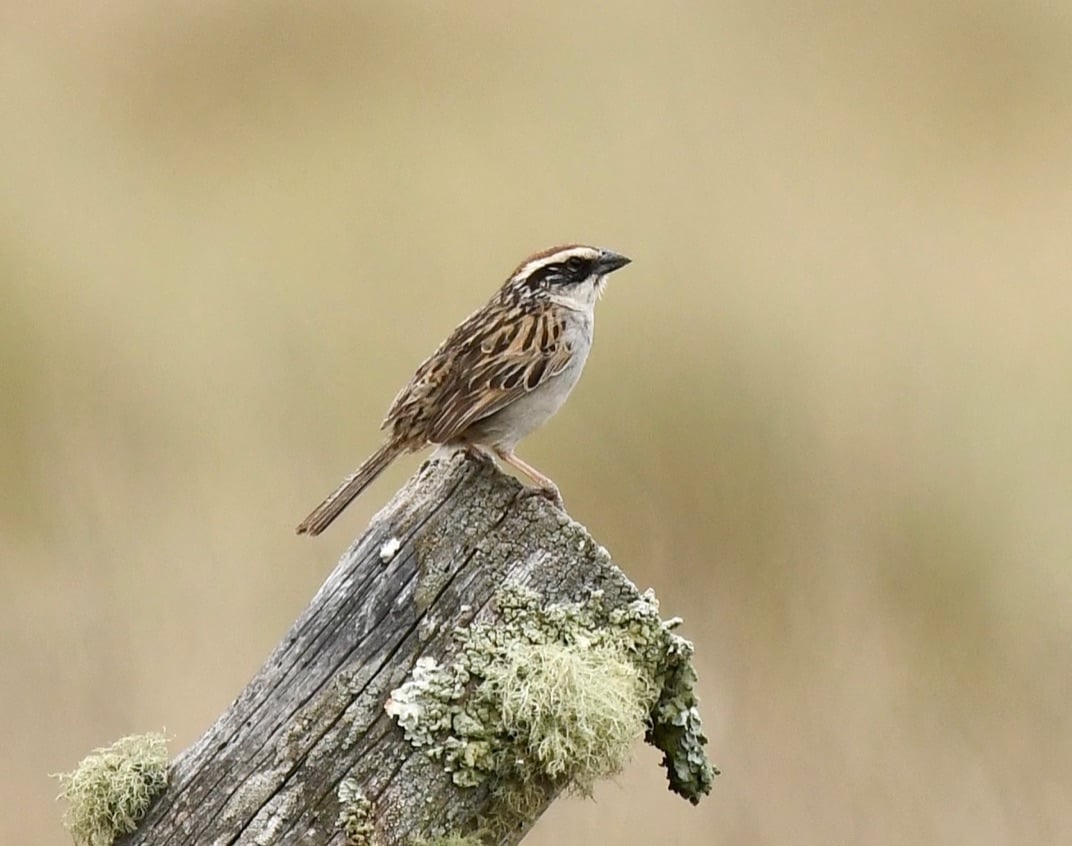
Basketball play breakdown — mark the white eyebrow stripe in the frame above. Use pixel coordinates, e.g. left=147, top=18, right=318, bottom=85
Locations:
left=514, top=247, right=599, bottom=280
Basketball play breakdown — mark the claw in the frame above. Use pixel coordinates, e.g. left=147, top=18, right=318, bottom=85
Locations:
left=525, top=483, right=564, bottom=509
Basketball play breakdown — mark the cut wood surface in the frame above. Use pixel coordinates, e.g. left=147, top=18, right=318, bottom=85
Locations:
left=117, top=451, right=715, bottom=846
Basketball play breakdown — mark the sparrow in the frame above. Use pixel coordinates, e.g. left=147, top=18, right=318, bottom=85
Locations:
left=296, top=244, right=631, bottom=535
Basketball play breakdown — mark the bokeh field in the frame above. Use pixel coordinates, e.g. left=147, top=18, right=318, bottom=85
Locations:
left=3, top=2, right=1070, bottom=843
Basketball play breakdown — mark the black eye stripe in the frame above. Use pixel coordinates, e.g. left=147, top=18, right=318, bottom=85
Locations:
left=525, top=258, right=592, bottom=287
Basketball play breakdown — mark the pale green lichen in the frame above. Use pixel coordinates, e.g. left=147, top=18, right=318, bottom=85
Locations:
left=385, top=585, right=717, bottom=822
left=336, top=778, right=375, bottom=845
left=53, top=731, right=169, bottom=846
left=411, top=836, right=484, bottom=846
left=484, top=640, right=650, bottom=790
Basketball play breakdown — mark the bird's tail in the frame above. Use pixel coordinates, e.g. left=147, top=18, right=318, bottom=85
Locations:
left=296, top=442, right=400, bottom=536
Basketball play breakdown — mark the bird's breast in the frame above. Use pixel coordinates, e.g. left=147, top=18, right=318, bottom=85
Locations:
left=463, top=312, right=593, bottom=449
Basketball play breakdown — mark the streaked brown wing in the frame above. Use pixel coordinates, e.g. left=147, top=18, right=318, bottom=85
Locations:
left=383, top=302, right=572, bottom=444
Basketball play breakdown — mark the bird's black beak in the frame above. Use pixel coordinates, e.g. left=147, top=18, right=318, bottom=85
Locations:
left=597, top=250, right=631, bottom=274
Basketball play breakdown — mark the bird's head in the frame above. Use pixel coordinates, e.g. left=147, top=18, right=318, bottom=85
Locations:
left=504, top=244, right=631, bottom=310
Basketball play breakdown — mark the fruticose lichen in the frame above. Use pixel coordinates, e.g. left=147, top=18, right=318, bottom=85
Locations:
left=336, top=777, right=376, bottom=845
left=53, top=731, right=169, bottom=846
left=385, top=585, right=716, bottom=820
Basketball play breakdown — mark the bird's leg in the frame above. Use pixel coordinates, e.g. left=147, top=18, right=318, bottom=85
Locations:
left=461, top=443, right=497, bottom=467
left=493, top=448, right=564, bottom=508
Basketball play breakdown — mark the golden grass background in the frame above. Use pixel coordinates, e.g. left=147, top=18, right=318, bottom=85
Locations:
left=3, top=2, right=1070, bottom=843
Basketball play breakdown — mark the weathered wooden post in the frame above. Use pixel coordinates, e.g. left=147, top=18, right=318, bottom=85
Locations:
left=59, top=452, right=716, bottom=845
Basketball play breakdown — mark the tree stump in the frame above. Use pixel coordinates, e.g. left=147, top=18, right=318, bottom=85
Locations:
left=111, top=451, right=715, bottom=846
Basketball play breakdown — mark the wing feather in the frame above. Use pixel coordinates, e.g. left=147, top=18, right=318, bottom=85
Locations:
left=382, top=302, right=572, bottom=445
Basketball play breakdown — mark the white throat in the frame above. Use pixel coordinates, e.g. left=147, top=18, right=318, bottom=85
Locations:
left=548, top=276, right=605, bottom=312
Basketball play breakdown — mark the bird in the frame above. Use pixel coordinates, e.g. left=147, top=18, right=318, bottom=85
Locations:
left=296, top=244, right=631, bottom=536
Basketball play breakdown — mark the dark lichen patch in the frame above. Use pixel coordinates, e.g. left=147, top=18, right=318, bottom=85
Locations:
left=645, top=622, right=720, bottom=802
left=337, top=778, right=376, bottom=845
left=596, top=596, right=720, bottom=803
left=53, top=732, right=169, bottom=846
left=385, top=585, right=717, bottom=826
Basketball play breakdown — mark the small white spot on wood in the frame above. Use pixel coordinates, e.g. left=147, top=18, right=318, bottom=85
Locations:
left=379, top=537, right=401, bottom=562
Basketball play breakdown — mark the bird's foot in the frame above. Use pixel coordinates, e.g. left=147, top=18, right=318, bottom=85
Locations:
left=524, top=482, right=564, bottom=510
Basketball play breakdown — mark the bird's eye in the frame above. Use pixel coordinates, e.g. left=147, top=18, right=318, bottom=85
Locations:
left=565, top=257, right=586, bottom=273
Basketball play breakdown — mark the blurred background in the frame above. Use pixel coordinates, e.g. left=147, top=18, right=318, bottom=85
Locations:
left=3, top=1, right=1070, bottom=843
